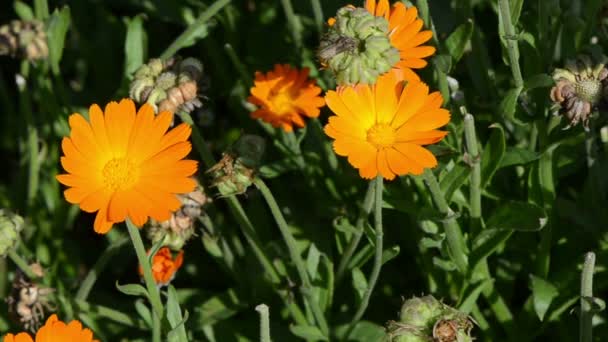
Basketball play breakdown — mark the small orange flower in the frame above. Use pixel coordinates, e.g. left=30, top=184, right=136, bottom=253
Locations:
left=140, top=247, right=184, bottom=286
left=365, top=0, right=435, bottom=82
left=3, top=314, right=99, bottom=342
left=56, top=99, right=198, bottom=234
left=324, top=72, right=449, bottom=180
left=248, top=64, right=325, bottom=132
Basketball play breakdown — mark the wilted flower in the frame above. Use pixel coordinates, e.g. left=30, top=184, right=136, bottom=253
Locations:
left=0, top=20, right=48, bottom=61
left=0, top=209, right=24, bottom=257
left=386, top=295, right=474, bottom=342
left=550, top=55, right=608, bottom=130
left=207, top=135, right=265, bottom=196
left=139, top=247, right=184, bottom=287
left=248, top=64, right=325, bottom=131
left=56, top=99, right=198, bottom=233
left=129, top=57, right=204, bottom=114
left=3, top=314, right=99, bottom=342
left=146, top=183, right=208, bottom=250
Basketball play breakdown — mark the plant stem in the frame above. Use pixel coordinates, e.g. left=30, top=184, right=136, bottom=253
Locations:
left=160, top=0, right=231, bottom=60
left=344, top=176, right=384, bottom=340
left=422, top=168, right=469, bottom=273
left=335, top=181, right=375, bottom=285
left=7, top=249, right=37, bottom=279
left=498, top=0, right=524, bottom=88
left=256, top=304, right=272, bottom=342
left=310, top=0, right=324, bottom=34
left=462, top=109, right=481, bottom=226
left=177, top=111, right=215, bottom=168
left=580, top=252, right=596, bottom=342
left=280, top=0, right=302, bottom=51
left=125, top=219, right=164, bottom=318
left=76, top=236, right=129, bottom=301
left=224, top=43, right=253, bottom=86
left=253, top=177, right=329, bottom=337
left=152, top=311, right=161, bottom=342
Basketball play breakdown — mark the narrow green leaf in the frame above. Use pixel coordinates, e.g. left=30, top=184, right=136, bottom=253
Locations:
left=166, top=285, right=189, bottom=342
left=433, top=54, right=452, bottom=74
left=470, top=229, right=513, bottom=270
left=289, top=325, right=328, bottom=340
left=14, top=1, right=34, bottom=20
left=445, top=19, right=474, bottom=63
left=480, top=124, right=506, bottom=188
left=194, top=288, right=246, bottom=327
left=486, top=201, right=547, bottom=231
left=351, top=267, right=367, bottom=303
left=499, top=87, right=522, bottom=122
left=381, top=245, right=400, bottom=265
left=530, top=275, right=558, bottom=321
left=439, top=162, right=471, bottom=202
left=458, top=279, right=493, bottom=313
left=306, top=243, right=321, bottom=280
left=124, top=15, right=147, bottom=78
left=510, top=0, right=524, bottom=26
left=147, top=233, right=167, bottom=265
left=334, top=321, right=386, bottom=341
left=524, top=73, right=554, bottom=90
left=134, top=299, right=152, bottom=327
left=115, top=282, right=148, bottom=297
left=499, top=147, right=539, bottom=168
left=47, top=6, right=71, bottom=75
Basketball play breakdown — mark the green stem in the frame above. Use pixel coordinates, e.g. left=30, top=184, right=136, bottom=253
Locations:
left=125, top=219, right=164, bottom=318
left=254, top=177, right=329, bottom=336
left=153, top=311, right=161, bottom=342
left=344, top=176, right=384, bottom=340
left=422, top=168, right=469, bottom=273
left=335, top=181, right=375, bottom=285
left=498, top=0, right=524, bottom=88
left=75, top=236, right=129, bottom=301
left=280, top=0, right=303, bottom=51
left=462, top=109, right=481, bottom=225
left=8, top=249, right=37, bottom=279
left=160, top=0, right=231, bottom=60
left=310, top=0, right=324, bottom=34
left=73, top=299, right=147, bottom=329
left=580, top=252, right=595, bottom=342
left=224, top=43, right=253, bottom=86
left=181, top=111, right=308, bottom=326
left=256, top=304, right=272, bottom=342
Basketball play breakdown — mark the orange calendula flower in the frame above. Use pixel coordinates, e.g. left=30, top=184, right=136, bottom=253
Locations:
left=248, top=64, right=325, bottom=132
left=365, top=0, right=435, bottom=82
left=324, top=72, right=449, bottom=180
left=56, top=99, right=198, bottom=234
left=3, top=314, right=99, bottom=342
left=139, top=247, right=184, bottom=286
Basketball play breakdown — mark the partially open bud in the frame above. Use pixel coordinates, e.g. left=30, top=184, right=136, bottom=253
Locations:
left=207, top=135, right=265, bottom=197
left=139, top=247, right=184, bottom=287
left=0, top=20, right=48, bottom=61
left=0, top=209, right=24, bottom=257
left=318, top=6, right=399, bottom=86
left=386, top=295, right=474, bottom=342
left=146, top=182, right=208, bottom=250
left=129, top=57, right=204, bottom=114
left=550, top=55, right=608, bottom=130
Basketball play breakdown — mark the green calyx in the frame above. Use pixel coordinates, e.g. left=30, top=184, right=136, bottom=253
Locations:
left=386, top=295, right=474, bottom=342
left=0, top=209, right=24, bottom=257
left=318, top=7, right=399, bottom=85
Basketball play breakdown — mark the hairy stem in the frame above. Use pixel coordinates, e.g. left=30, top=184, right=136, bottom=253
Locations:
left=580, top=252, right=596, bottom=342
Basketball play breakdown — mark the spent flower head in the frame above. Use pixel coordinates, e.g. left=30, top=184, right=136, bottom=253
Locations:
left=0, top=20, right=48, bottom=61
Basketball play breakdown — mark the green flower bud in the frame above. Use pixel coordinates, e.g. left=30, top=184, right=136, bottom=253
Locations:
left=0, top=209, right=24, bottom=257
left=318, top=6, right=399, bottom=85
left=386, top=295, right=474, bottom=342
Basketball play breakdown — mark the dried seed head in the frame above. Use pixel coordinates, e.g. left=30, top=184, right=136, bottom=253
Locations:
left=550, top=55, right=608, bottom=130
left=0, top=20, right=48, bottom=61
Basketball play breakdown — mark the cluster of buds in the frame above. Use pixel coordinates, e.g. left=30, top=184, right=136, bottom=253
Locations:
left=550, top=55, right=608, bottom=130
left=207, top=135, right=265, bottom=197
left=129, top=57, right=204, bottom=114
left=386, top=295, right=474, bottom=342
left=0, top=209, right=24, bottom=257
left=318, top=6, right=399, bottom=86
left=146, top=183, right=208, bottom=250
left=0, top=20, right=48, bottom=61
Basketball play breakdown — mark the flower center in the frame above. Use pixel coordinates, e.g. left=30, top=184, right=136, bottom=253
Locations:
left=367, top=123, right=396, bottom=148
left=102, top=157, right=138, bottom=191
left=269, top=88, right=295, bottom=116
left=575, top=79, right=602, bottom=104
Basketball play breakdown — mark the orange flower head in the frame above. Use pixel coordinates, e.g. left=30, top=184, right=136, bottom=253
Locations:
left=365, top=0, right=436, bottom=82
left=139, top=247, right=184, bottom=286
left=56, top=99, right=198, bottom=234
left=248, top=64, right=325, bottom=132
left=3, top=314, right=99, bottom=342
left=324, top=72, right=449, bottom=180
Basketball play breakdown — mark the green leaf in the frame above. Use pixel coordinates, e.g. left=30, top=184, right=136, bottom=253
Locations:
left=530, top=275, right=558, bottom=321
left=381, top=245, right=400, bottom=265
left=115, top=282, right=148, bottom=297
left=499, top=147, right=539, bottom=168
left=480, top=124, right=506, bottom=188
left=166, top=285, right=189, bottom=342
left=148, top=234, right=167, bottom=265
left=470, top=229, right=513, bottom=270
left=194, top=288, right=246, bottom=327
left=458, top=278, right=493, bottom=313
left=334, top=321, right=385, bottom=341
left=333, top=216, right=358, bottom=235
left=351, top=267, right=367, bottom=302
left=134, top=299, right=152, bottom=327
left=445, top=19, right=474, bottom=63
left=433, top=54, right=452, bottom=74
left=306, top=243, right=321, bottom=280
left=290, top=325, right=328, bottom=341
left=510, top=0, right=524, bottom=26
left=47, top=6, right=71, bottom=75
left=486, top=201, right=547, bottom=231
left=14, top=1, right=34, bottom=20
left=439, top=162, right=471, bottom=202
left=124, top=15, right=147, bottom=78
left=524, top=73, right=554, bottom=90
left=499, top=87, right=522, bottom=122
